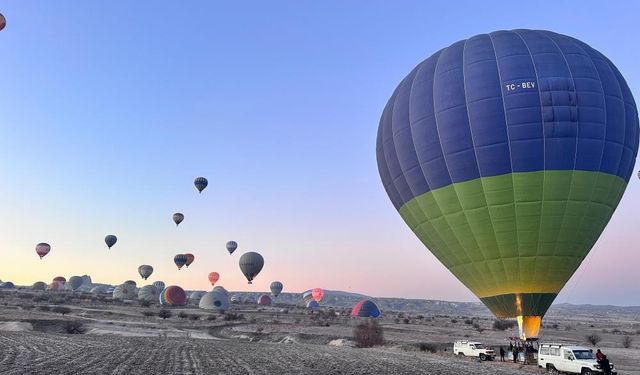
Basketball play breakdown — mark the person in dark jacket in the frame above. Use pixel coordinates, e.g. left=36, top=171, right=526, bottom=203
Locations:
left=598, top=355, right=612, bottom=375
left=499, top=347, right=505, bottom=362
left=512, top=346, right=518, bottom=363
left=596, top=349, right=604, bottom=361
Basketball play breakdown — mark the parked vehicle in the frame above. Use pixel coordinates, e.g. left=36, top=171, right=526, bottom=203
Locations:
left=453, top=340, right=495, bottom=361
left=538, top=343, right=617, bottom=374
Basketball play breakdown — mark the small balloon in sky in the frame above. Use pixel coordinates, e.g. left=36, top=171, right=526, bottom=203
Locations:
left=0, top=13, right=6, bottom=31
left=184, top=253, right=195, bottom=267
left=239, top=251, right=264, bottom=284
left=105, top=235, right=117, bottom=249
left=174, top=254, right=187, bottom=270
left=138, top=265, right=154, bottom=280
left=194, top=177, right=208, bottom=193
left=35, top=243, right=51, bottom=259
left=208, top=272, right=220, bottom=286
left=226, top=241, right=238, bottom=255
left=173, top=213, right=184, bottom=226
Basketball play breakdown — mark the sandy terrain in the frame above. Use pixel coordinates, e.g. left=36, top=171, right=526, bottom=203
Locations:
left=0, top=289, right=638, bottom=374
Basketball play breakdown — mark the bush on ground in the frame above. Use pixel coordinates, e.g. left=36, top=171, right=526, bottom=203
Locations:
left=158, top=309, right=172, bottom=319
left=622, top=335, right=633, bottom=349
left=52, top=306, right=71, bottom=316
left=63, top=321, right=86, bottom=334
left=353, top=319, right=384, bottom=348
left=493, top=319, right=517, bottom=331
left=586, top=334, right=602, bottom=346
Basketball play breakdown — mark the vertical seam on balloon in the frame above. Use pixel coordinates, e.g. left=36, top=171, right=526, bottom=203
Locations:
left=431, top=44, right=490, bottom=296
left=487, top=31, right=521, bottom=297
left=512, top=30, right=547, bottom=301
left=379, top=97, right=404, bottom=209
left=405, top=57, right=464, bottom=271
left=557, top=38, right=610, bottom=304
left=535, top=31, right=580, bottom=316
left=462, top=36, right=504, bottom=297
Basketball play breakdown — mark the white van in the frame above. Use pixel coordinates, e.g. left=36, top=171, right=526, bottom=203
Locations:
left=453, top=340, right=495, bottom=361
left=538, top=343, right=616, bottom=374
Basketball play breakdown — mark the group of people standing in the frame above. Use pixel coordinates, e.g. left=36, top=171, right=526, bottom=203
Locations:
left=498, top=342, right=535, bottom=363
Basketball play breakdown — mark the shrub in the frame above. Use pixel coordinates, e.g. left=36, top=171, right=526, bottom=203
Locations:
left=353, top=320, right=384, bottom=348
left=493, top=319, right=517, bottom=331
left=206, top=315, right=217, bottom=321
left=473, top=323, right=484, bottom=332
left=53, top=306, right=71, bottom=316
left=21, top=304, right=35, bottom=310
left=464, top=319, right=473, bottom=325
left=63, top=321, right=86, bottom=334
left=142, top=310, right=155, bottom=317
left=139, top=300, right=151, bottom=307
left=32, top=295, right=49, bottom=303
left=552, top=324, right=559, bottom=330
left=451, top=319, right=458, bottom=324
left=178, top=312, right=188, bottom=319
left=403, top=318, right=410, bottom=324
left=394, top=318, right=400, bottom=324
left=416, top=342, right=438, bottom=353
left=158, top=309, right=172, bottom=319
left=189, top=314, right=200, bottom=321
left=622, top=335, right=633, bottom=348
left=223, top=312, right=245, bottom=321
left=586, top=334, right=602, bottom=346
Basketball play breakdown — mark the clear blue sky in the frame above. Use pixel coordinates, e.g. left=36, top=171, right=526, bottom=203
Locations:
left=0, top=1, right=638, bottom=305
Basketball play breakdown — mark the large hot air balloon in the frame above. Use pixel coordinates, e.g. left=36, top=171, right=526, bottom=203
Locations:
left=270, top=281, right=283, bottom=297
left=35, top=243, right=51, bottom=259
left=32, top=281, right=47, bottom=291
left=0, top=13, right=6, bottom=31
left=138, top=265, right=154, bottom=280
left=226, top=241, right=238, bottom=255
left=208, top=272, right=220, bottom=286
left=113, top=283, right=136, bottom=300
left=257, top=294, right=272, bottom=306
left=194, top=177, right=208, bottom=193
left=351, top=300, right=381, bottom=318
left=238, top=252, right=264, bottom=284
left=104, top=235, right=117, bottom=249
left=138, top=285, right=159, bottom=303
left=152, top=281, right=165, bottom=292
left=123, top=280, right=137, bottom=289
left=184, top=253, right=195, bottom=268
left=67, top=276, right=83, bottom=291
left=0, top=282, right=15, bottom=289
left=312, top=288, right=324, bottom=303
left=159, top=285, right=187, bottom=306
left=49, top=281, right=66, bottom=292
left=189, top=291, right=206, bottom=304
left=376, top=29, right=639, bottom=339
left=173, top=213, right=184, bottom=226
left=199, top=286, right=230, bottom=312
left=53, top=276, right=66, bottom=284
left=174, top=254, right=187, bottom=270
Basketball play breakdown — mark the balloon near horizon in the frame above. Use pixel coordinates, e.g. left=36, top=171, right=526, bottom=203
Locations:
left=376, top=29, right=639, bottom=339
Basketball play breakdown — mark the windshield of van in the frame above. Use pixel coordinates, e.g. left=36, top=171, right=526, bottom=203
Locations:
left=473, top=344, right=484, bottom=349
left=573, top=350, right=595, bottom=360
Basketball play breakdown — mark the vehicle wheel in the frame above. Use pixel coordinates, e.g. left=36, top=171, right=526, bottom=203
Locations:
left=546, top=364, right=559, bottom=373
left=581, top=369, right=594, bottom=375
left=458, top=352, right=464, bottom=356
left=479, top=354, right=487, bottom=361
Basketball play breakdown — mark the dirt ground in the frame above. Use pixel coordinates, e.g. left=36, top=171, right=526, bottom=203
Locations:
left=0, top=289, right=638, bottom=375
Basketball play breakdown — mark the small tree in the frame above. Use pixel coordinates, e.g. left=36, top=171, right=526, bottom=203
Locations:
left=586, top=334, right=602, bottom=346
left=142, top=310, right=155, bottom=318
left=353, top=319, right=384, bottom=348
left=53, top=306, right=71, bottom=316
left=493, top=319, right=517, bottom=331
left=158, top=309, right=172, bottom=320
left=622, top=335, right=633, bottom=349
left=63, top=321, right=86, bottom=334
left=178, top=311, right=188, bottom=319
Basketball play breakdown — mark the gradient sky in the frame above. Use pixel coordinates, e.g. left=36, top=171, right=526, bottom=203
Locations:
left=0, top=1, right=638, bottom=306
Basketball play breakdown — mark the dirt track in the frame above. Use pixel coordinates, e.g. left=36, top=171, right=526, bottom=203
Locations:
left=0, top=331, right=539, bottom=375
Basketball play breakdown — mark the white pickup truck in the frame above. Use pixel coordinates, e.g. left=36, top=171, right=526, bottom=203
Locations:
left=453, top=340, right=496, bottom=361
left=538, top=343, right=617, bottom=374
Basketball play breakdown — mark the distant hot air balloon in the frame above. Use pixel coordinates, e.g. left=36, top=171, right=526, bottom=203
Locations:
left=173, top=213, right=184, bottom=226
left=270, top=281, right=283, bottom=297
left=113, top=283, right=136, bottom=300
left=174, top=254, right=187, bottom=270
left=124, top=280, right=137, bottom=289
left=35, top=243, right=51, bottom=259
left=194, top=177, right=208, bottom=193
left=152, top=281, right=165, bottom=292
left=226, top=241, right=238, bottom=255
left=0, top=13, right=6, bottom=31
left=184, top=253, right=195, bottom=267
left=238, top=252, right=264, bottom=284
left=302, top=291, right=313, bottom=304
left=32, top=281, right=47, bottom=291
left=306, top=300, right=319, bottom=309
left=104, top=235, right=117, bottom=249
left=351, top=300, right=381, bottom=318
left=159, top=285, right=187, bottom=306
left=376, top=29, right=639, bottom=339
left=257, top=294, right=272, bottom=306
left=68, top=276, right=83, bottom=291
left=138, top=285, right=159, bottom=303
left=312, top=288, right=324, bottom=303
left=138, top=265, right=154, bottom=280
left=53, top=276, right=66, bottom=284
left=49, top=281, right=65, bottom=292
left=208, top=272, right=220, bottom=286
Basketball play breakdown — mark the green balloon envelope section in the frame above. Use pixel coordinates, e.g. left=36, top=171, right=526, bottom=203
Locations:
left=376, top=29, right=639, bottom=339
